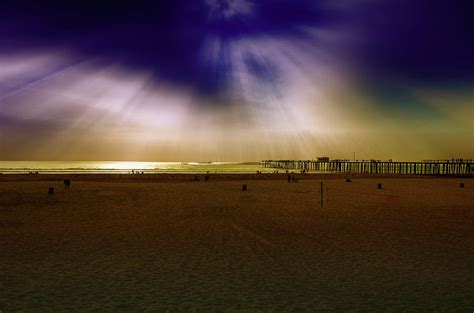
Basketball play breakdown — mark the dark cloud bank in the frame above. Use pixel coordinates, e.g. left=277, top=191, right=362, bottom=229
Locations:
left=1, top=0, right=473, bottom=95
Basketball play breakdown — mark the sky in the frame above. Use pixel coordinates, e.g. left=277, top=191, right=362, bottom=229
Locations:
left=0, top=0, right=473, bottom=161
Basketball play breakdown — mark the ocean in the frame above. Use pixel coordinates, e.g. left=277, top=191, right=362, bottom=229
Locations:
left=0, top=161, right=271, bottom=174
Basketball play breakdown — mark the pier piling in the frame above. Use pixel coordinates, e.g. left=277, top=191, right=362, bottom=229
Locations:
left=262, top=159, right=472, bottom=177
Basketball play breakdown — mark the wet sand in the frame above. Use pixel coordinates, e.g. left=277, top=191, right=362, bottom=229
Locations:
left=1, top=174, right=473, bottom=311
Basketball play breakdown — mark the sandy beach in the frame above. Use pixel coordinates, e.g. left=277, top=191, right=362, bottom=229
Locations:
left=1, top=174, right=473, bottom=311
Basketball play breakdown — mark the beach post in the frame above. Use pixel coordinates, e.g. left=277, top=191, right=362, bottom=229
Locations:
left=320, top=181, right=323, bottom=207
left=64, top=179, right=71, bottom=190
left=460, top=182, right=464, bottom=188
left=48, top=187, right=54, bottom=195
left=242, top=184, right=247, bottom=191
left=378, top=183, right=383, bottom=189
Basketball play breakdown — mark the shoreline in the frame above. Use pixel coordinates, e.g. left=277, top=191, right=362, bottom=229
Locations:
left=1, top=172, right=471, bottom=183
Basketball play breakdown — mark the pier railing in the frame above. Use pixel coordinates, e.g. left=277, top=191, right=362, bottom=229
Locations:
left=261, top=160, right=473, bottom=177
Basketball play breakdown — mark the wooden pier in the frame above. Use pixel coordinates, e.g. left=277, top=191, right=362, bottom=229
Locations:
left=261, top=160, right=473, bottom=177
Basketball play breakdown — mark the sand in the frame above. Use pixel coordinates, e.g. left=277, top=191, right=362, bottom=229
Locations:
left=1, top=174, right=473, bottom=312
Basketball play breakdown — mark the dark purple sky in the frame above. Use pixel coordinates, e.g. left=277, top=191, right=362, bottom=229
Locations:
left=2, top=0, right=473, bottom=92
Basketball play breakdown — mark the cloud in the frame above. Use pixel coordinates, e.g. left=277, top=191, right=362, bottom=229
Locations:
left=1, top=0, right=473, bottom=161
left=205, top=0, right=254, bottom=19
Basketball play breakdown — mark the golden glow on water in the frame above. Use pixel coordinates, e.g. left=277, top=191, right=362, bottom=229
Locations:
left=100, top=161, right=163, bottom=170
left=0, top=161, right=265, bottom=174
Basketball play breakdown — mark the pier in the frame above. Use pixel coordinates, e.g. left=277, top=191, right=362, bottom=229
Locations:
left=261, top=159, right=473, bottom=177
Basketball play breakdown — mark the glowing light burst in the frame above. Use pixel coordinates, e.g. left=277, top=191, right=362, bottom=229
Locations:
left=0, top=24, right=348, bottom=161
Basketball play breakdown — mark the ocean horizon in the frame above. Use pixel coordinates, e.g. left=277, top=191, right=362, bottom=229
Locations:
left=0, top=161, right=268, bottom=174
